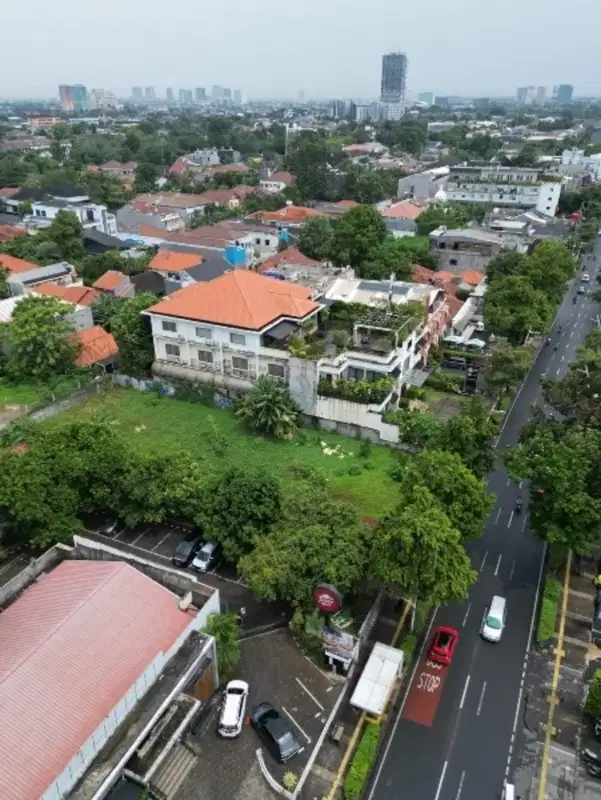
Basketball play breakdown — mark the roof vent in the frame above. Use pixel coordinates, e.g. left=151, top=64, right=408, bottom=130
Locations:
left=178, top=591, right=193, bottom=611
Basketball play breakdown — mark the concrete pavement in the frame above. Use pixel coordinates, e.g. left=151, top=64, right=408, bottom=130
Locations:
left=366, top=242, right=601, bottom=800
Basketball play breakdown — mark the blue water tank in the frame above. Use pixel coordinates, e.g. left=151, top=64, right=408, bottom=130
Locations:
left=279, top=228, right=290, bottom=243
left=225, top=243, right=247, bottom=267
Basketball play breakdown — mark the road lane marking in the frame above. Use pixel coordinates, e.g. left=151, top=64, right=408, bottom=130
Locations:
left=507, top=510, right=515, bottom=529
left=570, top=330, right=574, bottom=338
left=494, top=555, right=502, bottom=576
left=479, top=551, right=488, bottom=572
left=433, top=761, right=448, bottom=800
left=556, top=367, right=561, bottom=376
left=296, top=677, right=325, bottom=711
left=476, top=682, right=487, bottom=716
left=494, top=507, right=502, bottom=524
left=521, top=513, right=528, bottom=532
left=462, top=603, right=471, bottom=628
left=561, top=355, right=565, bottom=362
left=281, top=706, right=311, bottom=743
left=519, top=480, right=523, bottom=489
left=454, top=770, right=466, bottom=800
left=510, top=560, right=516, bottom=581
left=459, top=675, right=471, bottom=710
left=151, top=531, right=173, bottom=553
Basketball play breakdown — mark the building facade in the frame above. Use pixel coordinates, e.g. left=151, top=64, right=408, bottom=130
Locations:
left=58, top=84, right=87, bottom=112
left=380, top=52, right=407, bottom=109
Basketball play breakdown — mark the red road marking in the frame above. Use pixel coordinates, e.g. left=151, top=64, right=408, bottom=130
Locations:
left=401, top=654, right=449, bottom=727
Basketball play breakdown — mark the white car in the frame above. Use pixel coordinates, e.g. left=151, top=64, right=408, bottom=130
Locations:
left=582, top=273, right=590, bottom=283
left=218, top=680, right=249, bottom=738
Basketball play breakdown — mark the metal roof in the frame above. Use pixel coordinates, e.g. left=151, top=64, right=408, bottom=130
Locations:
left=0, top=560, right=195, bottom=800
left=350, top=642, right=403, bottom=717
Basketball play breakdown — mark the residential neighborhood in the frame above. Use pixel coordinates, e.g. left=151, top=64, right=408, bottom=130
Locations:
left=2, top=22, right=601, bottom=800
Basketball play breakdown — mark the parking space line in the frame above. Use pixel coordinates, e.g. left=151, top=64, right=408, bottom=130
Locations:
left=131, top=529, right=149, bottom=546
left=281, top=706, right=311, bottom=743
left=303, top=654, right=337, bottom=684
left=151, top=531, right=173, bottom=553
left=296, top=677, right=325, bottom=711
left=0, top=555, right=28, bottom=577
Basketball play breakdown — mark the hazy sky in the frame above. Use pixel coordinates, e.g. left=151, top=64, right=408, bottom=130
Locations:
left=1, top=0, right=599, bottom=100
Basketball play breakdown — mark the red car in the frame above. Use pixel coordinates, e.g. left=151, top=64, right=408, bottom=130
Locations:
left=428, top=626, right=459, bottom=666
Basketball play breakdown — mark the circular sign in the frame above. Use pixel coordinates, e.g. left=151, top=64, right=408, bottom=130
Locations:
left=312, top=583, right=342, bottom=614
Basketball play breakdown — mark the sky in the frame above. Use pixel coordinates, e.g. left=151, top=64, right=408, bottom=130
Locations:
left=1, top=0, right=599, bottom=100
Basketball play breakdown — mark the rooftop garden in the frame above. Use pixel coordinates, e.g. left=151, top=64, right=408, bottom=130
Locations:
left=328, top=299, right=425, bottom=339
left=318, top=376, right=395, bottom=406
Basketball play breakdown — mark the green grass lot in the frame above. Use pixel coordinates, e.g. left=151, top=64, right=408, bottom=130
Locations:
left=49, top=388, right=399, bottom=521
left=0, top=375, right=87, bottom=407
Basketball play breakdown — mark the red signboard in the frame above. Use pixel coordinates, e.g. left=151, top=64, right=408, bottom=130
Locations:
left=312, top=584, right=342, bottom=614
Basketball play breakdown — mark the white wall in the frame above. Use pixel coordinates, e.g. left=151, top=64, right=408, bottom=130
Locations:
left=313, top=396, right=400, bottom=444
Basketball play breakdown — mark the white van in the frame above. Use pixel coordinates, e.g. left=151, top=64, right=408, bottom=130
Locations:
left=218, top=680, right=249, bottom=738
left=481, top=596, right=506, bottom=642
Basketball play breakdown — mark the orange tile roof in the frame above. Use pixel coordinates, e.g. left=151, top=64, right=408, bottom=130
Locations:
left=34, top=283, right=99, bottom=306
left=147, top=269, right=320, bottom=330
left=0, top=254, right=38, bottom=275
left=447, top=295, right=464, bottom=319
left=252, top=205, right=323, bottom=224
left=335, top=200, right=359, bottom=208
left=258, top=247, right=322, bottom=272
left=262, top=171, right=295, bottom=186
left=92, top=270, right=127, bottom=292
left=73, top=325, right=119, bottom=367
left=458, top=270, right=484, bottom=286
left=138, top=223, right=169, bottom=238
left=381, top=200, right=428, bottom=221
left=0, top=224, right=26, bottom=243
left=148, top=250, right=203, bottom=272
left=0, top=187, right=20, bottom=197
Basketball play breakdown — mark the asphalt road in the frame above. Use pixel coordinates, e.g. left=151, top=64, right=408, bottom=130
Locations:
left=367, top=239, right=601, bottom=800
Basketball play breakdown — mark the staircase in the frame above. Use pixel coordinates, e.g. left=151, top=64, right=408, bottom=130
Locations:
left=150, top=743, right=197, bottom=800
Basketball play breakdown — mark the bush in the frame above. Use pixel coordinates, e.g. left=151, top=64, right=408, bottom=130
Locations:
left=536, top=578, right=562, bottom=643
left=586, top=670, right=601, bottom=718
left=318, top=377, right=394, bottom=405
left=383, top=409, right=444, bottom=449
left=426, top=370, right=463, bottom=394
left=400, top=633, right=418, bottom=660
left=404, top=386, right=427, bottom=401
left=344, top=723, right=382, bottom=800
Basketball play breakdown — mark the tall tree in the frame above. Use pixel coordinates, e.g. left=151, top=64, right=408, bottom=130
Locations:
left=204, top=612, right=242, bottom=682
left=485, top=345, right=533, bottom=398
left=484, top=275, right=552, bottom=345
left=360, top=237, right=413, bottom=280
left=45, top=210, right=85, bottom=262
left=133, top=162, right=159, bottom=193
left=109, top=292, right=157, bottom=376
left=329, top=204, right=388, bottom=268
left=440, top=397, right=498, bottom=477
left=297, top=216, right=335, bottom=261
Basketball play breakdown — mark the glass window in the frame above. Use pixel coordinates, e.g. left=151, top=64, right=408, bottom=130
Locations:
left=230, top=332, right=246, bottom=346
left=197, top=349, right=213, bottom=363
left=196, top=326, right=212, bottom=339
left=162, top=320, right=177, bottom=333
left=485, top=615, right=502, bottom=630
left=165, top=344, right=180, bottom=357
left=268, top=363, right=285, bottom=378
left=232, top=356, right=248, bottom=371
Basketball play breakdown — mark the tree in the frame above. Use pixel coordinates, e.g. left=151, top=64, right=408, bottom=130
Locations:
left=342, top=167, right=388, bottom=204
left=585, top=670, right=601, bottom=718
left=0, top=267, right=8, bottom=300
left=329, top=204, right=388, bottom=268
left=378, top=120, right=428, bottom=155
left=297, top=216, right=335, bottom=261
left=236, top=376, right=300, bottom=440
left=370, top=486, right=477, bottom=604
left=45, top=210, right=85, bottom=262
left=415, top=202, right=471, bottom=237
left=393, top=450, right=494, bottom=540
left=484, top=275, right=552, bottom=345
left=240, top=483, right=368, bottom=607
left=198, top=467, right=281, bottom=564
left=524, top=241, right=575, bottom=302
left=204, top=612, right=241, bottom=682
left=486, top=251, right=527, bottom=284
left=506, top=424, right=601, bottom=556
left=109, top=293, right=157, bottom=376
left=287, top=132, right=330, bottom=200
left=485, top=345, right=533, bottom=397
left=7, top=295, right=79, bottom=382
left=441, top=398, right=498, bottom=477
left=133, top=162, right=159, bottom=193
left=360, top=237, right=413, bottom=280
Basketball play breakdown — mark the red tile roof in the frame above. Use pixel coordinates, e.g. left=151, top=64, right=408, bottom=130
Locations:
left=259, top=246, right=322, bottom=272
left=0, top=254, right=38, bottom=275
left=34, top=283, right=99, bottom=306
left=132, top=192, right=208, bottom=212
left=335, top=200, right=359, bottom=208
left=169, top=157, right=189, bottom=174
left=0, top=224, right=26, bottom=243
left=138, top=223, right=169, bottom=238
left=251, top=205, right=323, bottom=224
left=73, top=325, right=119, bottom=366
left=458, top=270, right=485, bottom=286
left=149, top=250, right=203, bottom=272
left=263, top=171, right=294, bottom=186
left=381, top=200, right=428, bottom=220
left=0, top=560, right=194, bottom=800
left=0, top=186, right=20, bottom=197
left=93, top=269, right=127, bottom=291
left=163, top=220, right=277, bottom=249
left=447, top=295, right=465, bottom=319
left=147, top=268, right=320, bottom=329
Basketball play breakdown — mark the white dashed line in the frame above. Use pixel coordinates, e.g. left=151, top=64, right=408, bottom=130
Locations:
left=434, top=761, right=449, bottom=800
left=462, top=603, right=471, bottom=628
left=507, top=511, right=514, bottom=529
left=479, top=551, right=488, bottom=572
left=494, top=507, right=502, bottom=524
left=509, top=560, right=516, bottom=581
left=494, top=555, right=502, bottom=576
left=454, top=771, right=466, bottom=800
left=476, top=682, right=487, bottom=716
left=459, top=675, right=471, bottom=710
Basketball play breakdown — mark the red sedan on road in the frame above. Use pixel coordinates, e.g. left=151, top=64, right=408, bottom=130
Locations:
left=428, top=625, right=459, bottom=666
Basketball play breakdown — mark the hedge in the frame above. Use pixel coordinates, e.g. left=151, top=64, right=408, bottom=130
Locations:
left=536, top=577, right=562, bottom=643
left=344, top=723, right=382, bottom=800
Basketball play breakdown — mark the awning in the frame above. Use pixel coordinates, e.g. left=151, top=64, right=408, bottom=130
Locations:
left=265, top=320, right=299, bottom=340
left=350, top=642, right=404, bottom=717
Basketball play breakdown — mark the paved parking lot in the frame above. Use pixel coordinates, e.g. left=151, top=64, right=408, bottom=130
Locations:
left=180, top=628, right=343, bottom=800
left=0, top=552, right=30, bottom=588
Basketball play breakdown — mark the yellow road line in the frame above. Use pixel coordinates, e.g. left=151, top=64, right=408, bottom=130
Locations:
left=537, top=550, right=572, bottom=800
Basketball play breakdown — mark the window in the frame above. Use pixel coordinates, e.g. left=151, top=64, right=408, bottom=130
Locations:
left=168, top=272, right=180, bottom=281
left=197, top=349, right=213, bottom=363
left=165, top=344, right=180, bottom=357
left=449, top=258, right=458, bottom=266
left=196, top=326, right=212, bottom=339
left=232, top=356, right=248, bottom=371
left=264, top=239, right=270, bottom=246
left=86, top=209, right=95, bottom=222
left=255, top=238, right=261, bottom=245
left=267, top=363, right=285, bottom=379
left=230, top=332, right=246, bottom=346
left=162, top=321, right=177, bottom=333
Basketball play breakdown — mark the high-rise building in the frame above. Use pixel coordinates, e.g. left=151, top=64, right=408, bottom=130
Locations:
left=58, top=84, right=88, bottom=112
left=233, top=89, right=242, bottom=104
left=185, top=90, right=194, bottom=105
left=178, top=89, right=187, bottom=105
left=555, top=84, right=574, bottom=104
left=166, top=88, right=174, bottom=102
left=132, top=87, right=143, bottom=102
left=298, top=89, right=305, bottom=103
left=223, top=88, right=232, bottom=102
left=380, top=52, right=407, bottom=105
left=418, top=92, right=435, bottom=105
left=212, top=85, right=225, bottom=101
left=195, top=87, right=206, bottom=103
left=88, top=89, right=118, bottom=110
left=144, top=86, right=156, bottom=101
left=536, top=86, right=546, bottom=104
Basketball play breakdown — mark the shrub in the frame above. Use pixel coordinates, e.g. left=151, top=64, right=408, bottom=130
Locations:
left=400, top=633, right=418, bottom=660
left=404, top=386, right=427, bottom=401
left=585, top=670, right=601, bottom=718
left=344, top=723, right=381, bottom=800
left=333, top=329, right=351, bottom=351
left=359, top=440, right=372, bottom=459
left=318, top=377, right=394, bottom=405
left=426, top=370, right=463, bottom=394
left=282, top=772, right=298, bottom=791
left=383, top=409, right=444, bottom=449
left=536, top=578, right=562, bottom=643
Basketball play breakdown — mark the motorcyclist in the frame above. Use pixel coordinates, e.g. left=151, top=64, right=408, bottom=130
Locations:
left=515, top=496, right=523, bottom=514
left=554, top=343, right=559, bottom=351
left=545, top=337, right=551, bottom=346
left=573, top=296, right=577, bottom=304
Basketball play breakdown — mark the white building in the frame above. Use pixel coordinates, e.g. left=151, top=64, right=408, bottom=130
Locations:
left=445, top=165, right=562, bottom=217
left=29, top=196, right=117, bottom=235
left=561, top=148, right=601, bottom=182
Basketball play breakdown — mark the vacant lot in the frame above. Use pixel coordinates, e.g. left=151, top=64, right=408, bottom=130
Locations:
left=50, top=388, right=399, bottom=519
left=0, top=375, right=89, bottom=407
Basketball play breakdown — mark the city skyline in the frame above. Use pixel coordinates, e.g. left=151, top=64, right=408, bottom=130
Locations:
left=1, top=0, right=598, bottom=100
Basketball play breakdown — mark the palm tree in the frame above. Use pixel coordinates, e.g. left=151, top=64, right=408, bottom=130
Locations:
left=236, top=376, right=300, bottom=440
left=204, top=612, right=241, bottom=682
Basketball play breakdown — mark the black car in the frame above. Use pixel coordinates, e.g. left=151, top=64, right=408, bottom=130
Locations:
left=251, top=702, right=301, bottom=763
left=98, top=518, right=123, bottom=538
left=172, top=532, right=204, bottom=568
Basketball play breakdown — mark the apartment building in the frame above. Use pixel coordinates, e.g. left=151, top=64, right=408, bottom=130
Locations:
left=445, top=165, right=562, bottom=216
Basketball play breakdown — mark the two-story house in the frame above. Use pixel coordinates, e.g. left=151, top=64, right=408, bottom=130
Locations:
left=259, top=171, right=295, bottom=193
left=91, top=161, right=138, bottom=184
left=29, top=196, right=118, bottom=236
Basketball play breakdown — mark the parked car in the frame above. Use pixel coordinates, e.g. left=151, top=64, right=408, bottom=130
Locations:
left=442, top=356, right=468, bottom=370
left=428, top=626, right=459, bottom=666
left=98, top=518, right=123, bottom=538
left=218, top=680, right=249, bottom=738
left=583, top=273, right=591, bottom=283
left=251, top=702, right=301, bottom=763
left=191, top=541, right=222, bottom=572
left=172, top=532, right=204, bottom=568
left=577, top=285, right=586, bottom=295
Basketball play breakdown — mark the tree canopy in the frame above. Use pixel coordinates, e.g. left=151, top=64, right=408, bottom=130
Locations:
left=329, top=204, right=388, bottom=268
left=109, top=293, right=157, bottom=376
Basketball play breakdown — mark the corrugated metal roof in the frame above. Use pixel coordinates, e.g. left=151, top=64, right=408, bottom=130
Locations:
left=0, top=560, right=194, bottom=800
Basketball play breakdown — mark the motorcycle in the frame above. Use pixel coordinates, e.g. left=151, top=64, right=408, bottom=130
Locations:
left=574, top=296, right=578, bottom=304
left=515, top=497, right=523, bottom=514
